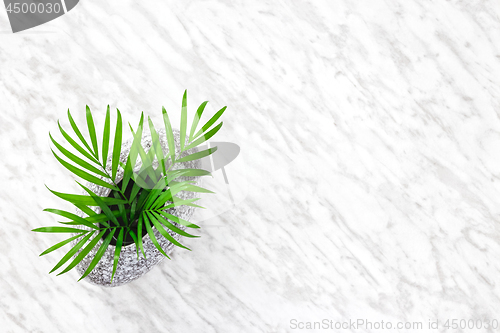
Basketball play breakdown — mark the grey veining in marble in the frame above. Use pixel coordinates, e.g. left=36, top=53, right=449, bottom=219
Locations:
left=2, top=0, right=500, bottom=332
left=73, top=129, right=201, bottom=287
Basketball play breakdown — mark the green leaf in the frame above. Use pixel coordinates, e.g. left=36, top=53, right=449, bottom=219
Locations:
left=50, top=133, right=108, bottom=178
left=129, top=230, right=140, bottom=260
left=183, top=203, right=205, bottom=209
left=32, top=226, right=88, bottom=233
left=151, top=211, right=198, bottom=238
left=122, top=114, right=143, bottom=191
left=51, top=150, right=117, bottom=190
left=142, top=177, right=169, bottom=210
left=130, top=195, right=138, bottom=223
left=136, top=188, right=151, bottom=213
left=129, top=181, right=142, bottom=204
left=162, top=107, right=176, bottom=164
left=102, top=106, right=111, bottom=169
left=58, top=220, right=101, bottom=227
left=56, top=230, right=107, bottom=276
left=86, top=105, right=99, bottom=157
left=79, top=183, right=120, bottom=227
left=77, top=229, right=116, bottom=281
left=85, top=209, right=127, bottom=226
left=169, top=196, right=206, bottom=208
left=74, top=203, right=97, bottom=217
left=133, top=172, right=151, bottom=190
left=151, top=182, right=194, bottom=210
left=185, top=122, right=223, bottom=151
left=113, top=192, right=128, bottom=226
left=144, top=213, right=170, bottom=257
left=43, top=208, right=100, bottom=230
left=47, top=186, right=128, bottom=206
left=130, top=123, right=157, bottom=183
left=158, top=212, right=200, bottom=229
left=180, top=90, right=188, bottom=152
left=112, top=109, right=122, bottom=180
left=189, top=101, right=208, bottom=141
left=148, top=116, right=166, bottom=175
left=39, top=233, right=88, bottom=256
left=175, top=147, right=217, bottom=164
left=58, top=120, right=100, bottom=165
left=137, top=215, right=146, bottom=259
left=53, top=158, right=114, bottom=191
left=148, top=213, right=191, bottom=250
left=192, top=106, right=226, bottom=140
left=169, top=181, right=215, bottom=194
left=162, top=198, right=202, bottom=209
left=49, top=231, right=95, bottom=273
left=154, top=166, right=163, bottom=180
left=67, top=109, right=94, bottom=156
left=122, top=159, right=133, bottom=193
left=146, top=180, right=191, bottom=209
left=111, top=228, right=124, bottom=283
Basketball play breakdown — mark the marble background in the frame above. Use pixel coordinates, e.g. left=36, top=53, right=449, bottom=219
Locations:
left=1, top=0, right=500, bottom=332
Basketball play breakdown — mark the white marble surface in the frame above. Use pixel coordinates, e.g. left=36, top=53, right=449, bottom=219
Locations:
left=1, top=0, right=500, bottom=332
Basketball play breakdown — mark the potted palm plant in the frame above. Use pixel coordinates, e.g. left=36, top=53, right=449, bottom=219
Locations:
left=33, top=91, right=226, bottom=286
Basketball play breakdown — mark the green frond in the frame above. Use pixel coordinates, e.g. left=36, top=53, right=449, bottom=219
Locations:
left=77, top=229, right=116, bottom=281
left=180, top=90, right=188, bottom=152
left=128, top=229, right=140, bottom=260
left=168, top=181, right=215, bottom=194
left=32, top=226, right=88, bottom=233
left=113, top=192, right=128, bottom=225
left=102, top=106, right=110, bottom=169
left=51, top=149, right=116, bottom=190
left=46, top=186, right=128, bottom=206
left=144, top=213, right=170, bottom=257
left=56, top=230, right=107, bottom=276
left=185, top=122, right=223, bottom=151
left=38, top=92, right=228, bottom=283
left=191, top=106, right=226, bottom=141
left=175, top=147, right=217, bottom=164
left=162, top=198, right=202, bottom=210
left=78, top=182, right=120, bottom=227
left=189, top=101, right=208, bottom=140
left=112, top=109, right=122, bottom=180
left=147, top=212, right=189, bottom=251
left=148, top=116, right=166, bottom=175
left=158, top=211, right=200, bottom=229
left=74, top=204, right=96, bottom=217
left=49, top=133, right=108, bottom=178
left=58, top=120, right=100, bottom=165
left=122, top=113, right=143, bottom=191
left=39, top=233, right=88, bottom=257
left=67, top=109, right=94, bottom=156
left=130, top=122, right=157, bottom=183
left=162, top=107, right=176, bottom=164
left=43, top=208, right=100, bottom=230
left=137, top=215, right=146, bottom=259
left=49, top=231, right=95, bottom=274
left=111, top=228, right=124, bottom=283
left=86, top=105, right=99, bottom=158
left=151, top=211, right=199, bottom=238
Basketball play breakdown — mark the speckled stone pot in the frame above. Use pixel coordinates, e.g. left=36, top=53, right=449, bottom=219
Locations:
left=72, top=129, right=201, bottom=287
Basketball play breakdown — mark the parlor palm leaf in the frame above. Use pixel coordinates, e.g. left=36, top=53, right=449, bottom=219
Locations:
left=34, top=91, right=226, bottom=283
